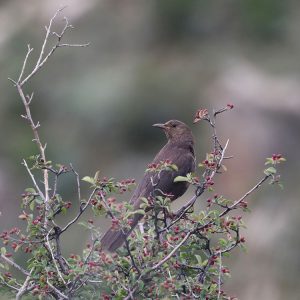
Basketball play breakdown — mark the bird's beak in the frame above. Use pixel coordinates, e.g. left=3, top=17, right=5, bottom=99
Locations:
left=152, top=123, right=167, bottom=129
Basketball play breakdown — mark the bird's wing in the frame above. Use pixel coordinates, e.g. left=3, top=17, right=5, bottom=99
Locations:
left=129, top=143, right=195, bottom=209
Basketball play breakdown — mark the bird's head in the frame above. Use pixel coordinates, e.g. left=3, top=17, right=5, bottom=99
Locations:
left=153, top=120, right=194, bottom=143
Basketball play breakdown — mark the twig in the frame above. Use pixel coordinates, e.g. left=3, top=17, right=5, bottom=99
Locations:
left=15, top=268, right=34, bottom=300
left=70, top=163, right=81, bottom=202
left=217, top=251, right=222, bottom=300
left=60, top=187, right=98, bottom=235
left=151, top=231, right=192, bottom=271
left=219, top=174, right=270, bottom=218
left=20, top=9, right=89, bottom=86
left=47, top=278, right=69, bottom=300
left=18, top=44, right=33, bottom=83
left=125, top=238, right=141, bottom=276
left=46, top=230, right=67, bottom=286
left=22, top=159, right=45, bottom=201
left=0, top=254, right=30, bottom=276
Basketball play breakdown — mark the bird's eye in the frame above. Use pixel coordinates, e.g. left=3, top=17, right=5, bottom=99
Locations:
left=172, top=123, right=177, bottom=128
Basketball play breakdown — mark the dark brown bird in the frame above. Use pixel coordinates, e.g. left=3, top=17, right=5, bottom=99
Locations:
left=101, top=120, right=195, bottom=251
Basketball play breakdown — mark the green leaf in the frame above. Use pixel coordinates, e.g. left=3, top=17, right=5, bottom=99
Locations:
left=94, top=170, right=100, bottom=181
left=82, top=176, right=95, bottom=185
left=0, top=247, right=6, bottom=255
left=170, top=164, right=178, bottom=171
left=195, top=255, right=202, bottom=265
left=174, top=176, right=189, bottom=183
left=264, top=167, right=277, bottom=175
left=25, top=188, right=36, bottom=193
left=29, top=200, right=35, bottom=211
left=78, top=222, right=89, bottom=229
left=133, top=209, right=145, bottom=215
left=265, top=158, right=274, bottom=165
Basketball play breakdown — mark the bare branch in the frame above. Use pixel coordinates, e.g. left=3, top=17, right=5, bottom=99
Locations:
left=0, top=254, right=30, bottom=276
left=19, top=9, right=89, bottom=86
left=217, top=251, right=222, bottom=300
left=47, top=278, right=68, bottom=299
left=22, top=159, right=45, bottom=201
left=18, top=44, right=33, bottom=83
left=151, top=231, right=192, bottom=271
left=15, top=268, right=34, bottom=300
left=45, top=231, right=67, bottom=286
left=58, top=43, right=90, bottom=47
left=219, top=174, right=270, bottom=218
left=70, top=163, right=81, bottom=203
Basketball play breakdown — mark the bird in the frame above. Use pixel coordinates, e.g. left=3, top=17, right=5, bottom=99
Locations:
left=101, top=120, right=195, bottom=252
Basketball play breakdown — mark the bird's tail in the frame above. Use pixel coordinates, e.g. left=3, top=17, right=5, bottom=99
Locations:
left=101, top=212, right=143, bottom=251
left=100, top=228, right=128, bottom=252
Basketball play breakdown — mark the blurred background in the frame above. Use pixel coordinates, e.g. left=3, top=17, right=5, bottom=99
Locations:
left=0, top=0, right=299, bottom=299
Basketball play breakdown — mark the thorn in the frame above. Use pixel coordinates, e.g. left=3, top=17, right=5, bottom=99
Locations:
left=21, top=114, right=28, bottom=119
left=26, top=92, right=34, bottom=104
left=34, top=121, right=40, bottom=129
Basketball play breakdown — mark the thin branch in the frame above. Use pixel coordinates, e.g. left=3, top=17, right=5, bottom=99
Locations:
left=46, top=231, right=67, bottom=286
left=0, top=254, right=30, bottom=276
left=217, top=251, right=222, bottom=300
left=58, top=43, right=90, bottom=47
left=1, top=280, right=19, bottom=291
left=70, top=163, right=81, bottom=202
left=151, top=231, right=192, bottom=271
left=124, top=238, right=141, bottom=276
left=20, top=9, right=89, bottom=86
left=47, top=278, right=69, bottom=300
left=18, top=44, right=33, bottom=83
left=60, top=187, right=98, bottom=235
left=22, top=159, right=45, bottom=201
left=219, top=174, right=270, bottom=218
left=15, top=268, right=34, bottom=300
left=20, top=7, right=64, bottom=86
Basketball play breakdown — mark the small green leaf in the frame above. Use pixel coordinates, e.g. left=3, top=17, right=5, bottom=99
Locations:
left=195, top=255, right=202, bottom=265
left=82, top=176, right=95, bottom=185
left=25, top=188, right=36, bottom=194
left=78, top=222, right=89, bottom=229
left=94, top=170, right=100, bottom=181
left=134, top=209, right=145, bottom=215
left=265, top=158, right=274, bottom=165
left=29, top=200, right=35, bottom=211
left=264, top=167, right=277, bottom=175
left=1, top=247, right=6, bottom=255
left=174, top=176, right=189, bottom=183
left=171, top=164, right=178, bottom=171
